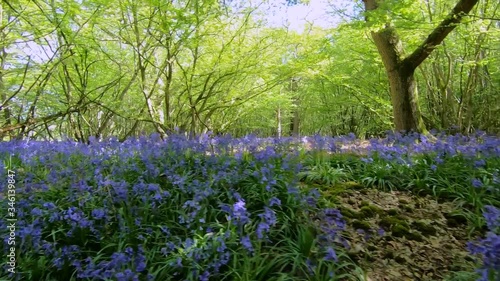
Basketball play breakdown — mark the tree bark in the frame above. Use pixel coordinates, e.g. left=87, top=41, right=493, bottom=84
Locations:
left=362, top=0, right=479, bottom=132
left=289, top=78, right=300, bottom=137
left=0, top=3, right=12, bottom=140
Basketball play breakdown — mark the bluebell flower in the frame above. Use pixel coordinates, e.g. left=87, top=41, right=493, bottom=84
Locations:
left=287, top=186, right=299, bottom=195
left=472, top=178, right=483, bottom=188
left=134, top=247, right=147, bottom=272
left=53, top=257, right=65, bottom=270
left=474, top=159, right=486, bottom=168
left=483, top=205, right=500, bottom=231
left=361, top=157, right=374, bottom=163
left=269, top=197, right=281, bottom=207
left=175, top=257, right=183, bottom=268
left=256, top=222, right=270, bottom=239
left=467, top=205, right=500, bottom=280
left=214, top=236, right=226, bottom=253
left=467, top=232, right=500, bottom=280
left=221, top=200, right=251, bottom=228
left=377, top=228, right=386, bottom=236
left=324, top=246, right=338, bottom=262
left=124, top=247, right=134, bottom=257
left=42, top=202, right=56, bottom=210
left=115, top=269, right=138, bottom=281
left=31, top=208, right=43, bottom=216
left=49, top=211, right=61, bottom=223
left=91, top=209, right=107, bottom=220
left=305, top=258, right=316, bottom=274
left=200, top=271, right=210, bottom=281
left=110, top=252, right=129, bottom=268
left=240, top=235, right=254, bottom=254
left=258, top=207, right=277, bottom=226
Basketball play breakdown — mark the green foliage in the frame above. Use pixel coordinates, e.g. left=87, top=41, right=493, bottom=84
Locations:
left=299, top=163, right=348, bottom=186
left=2, top=0, right=499, bottom=139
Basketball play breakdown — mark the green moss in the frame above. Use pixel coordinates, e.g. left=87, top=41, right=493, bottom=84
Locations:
left=359, top=205, right=383, bottom=218
left=405, top=231, right=424, bottom=242
left=400, top=204, right=414, bottom=213
left=391, top=224, right=410, bottom=237
left=386, top=208, right=399, bottom=216
left=379, top=216, right=410, bottom=229
left=328, top=185, right=352, bottom=195
left=352, top=220, right=372, bottom=231
left=339, top=206, right=360, bottom=219
left=412, top=220, right=437, bottom=236
left=393, top=214, right=410, bottom=221
left=398, top=199, right=409, bottom=205
left=360, top=200, right=370, bottom=207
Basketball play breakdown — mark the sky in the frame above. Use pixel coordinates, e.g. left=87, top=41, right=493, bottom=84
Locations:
left=14, top=0, right=354, bottom=64
left=266, top=0, right=336, bottom=30
left=262, top=0, right=354, bottom=32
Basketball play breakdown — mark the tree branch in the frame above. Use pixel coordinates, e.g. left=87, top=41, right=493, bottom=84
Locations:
left=404, top=0, right=479, bottom=70
left=0, top=108, right=79, bottom=135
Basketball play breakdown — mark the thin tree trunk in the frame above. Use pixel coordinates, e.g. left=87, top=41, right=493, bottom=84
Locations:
left=277, top=104, right=282, bottom=138
left=289, top=78, right=300, bottom=137
left=0, top=3, right=9, bottom=140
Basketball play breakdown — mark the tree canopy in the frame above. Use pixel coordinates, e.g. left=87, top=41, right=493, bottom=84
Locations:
left=1, top=0, right=499, bottom=141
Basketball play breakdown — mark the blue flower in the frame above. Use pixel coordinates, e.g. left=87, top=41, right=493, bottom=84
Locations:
left=484, top=205, right=500, bottom=231
left=324, top=246, right=338, bottom=262
left=91, top=209, right=107, bottom=220
left=467, top=205, right=500, bottom=280
left=474, top=159, right=486, bottom=168
left=269, top=197, right=281, bottom=207
left=240, top=235, right=254, bottom=254
left=31, top=208, right=43, bottom=216
left=472, top=178, right=483, bottom=188
left=200, top=271, right=210, bottom=281
left=216, top=237, right=227, bottom=253
left=256, top=222, right=270, bottom=239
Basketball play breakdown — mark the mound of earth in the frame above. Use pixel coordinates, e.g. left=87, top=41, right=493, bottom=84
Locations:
left=335, top=188, right=479, bottom=281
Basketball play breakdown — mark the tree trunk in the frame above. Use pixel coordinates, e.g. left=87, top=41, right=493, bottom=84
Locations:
left=277, top=104, right=282, bottom=138
left=0, top=3, right=9, bottom=140
left=363, top=0, right=479, bottom=132
left=290, top=107, right=300, bottom=137
left=289, top=78, right=300, bottom=137
left=387, top=66, right=425, bottom=132
left=369, top=25, right=425, bottom=132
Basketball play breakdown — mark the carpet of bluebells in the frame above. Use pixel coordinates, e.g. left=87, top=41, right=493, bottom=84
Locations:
left=0, top=131, right=499, bottom=281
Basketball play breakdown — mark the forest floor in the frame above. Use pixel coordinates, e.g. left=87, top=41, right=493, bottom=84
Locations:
left=298, top=137, right=488, bottom=280
left=324, top=185, right=478, bottom=281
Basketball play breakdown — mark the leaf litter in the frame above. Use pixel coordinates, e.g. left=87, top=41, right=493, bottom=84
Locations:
left=335, top=187, right=479, bottom=281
